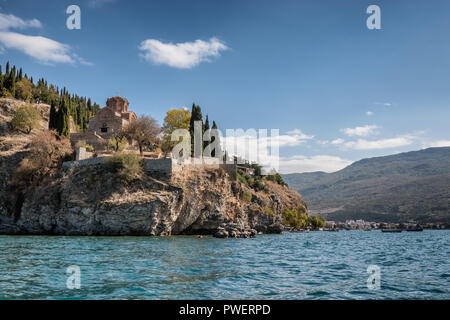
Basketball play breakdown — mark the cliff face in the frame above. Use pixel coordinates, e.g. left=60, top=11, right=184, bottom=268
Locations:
left=0, top=98, right=307, bottom=237
left=1, top=162, right=306, bottom=237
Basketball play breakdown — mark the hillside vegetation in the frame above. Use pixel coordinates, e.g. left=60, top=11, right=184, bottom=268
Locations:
left=282, top=147, right=450, bottom=223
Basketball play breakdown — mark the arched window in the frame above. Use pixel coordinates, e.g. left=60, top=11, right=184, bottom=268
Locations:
left=101, top=122, right=108, bottom=133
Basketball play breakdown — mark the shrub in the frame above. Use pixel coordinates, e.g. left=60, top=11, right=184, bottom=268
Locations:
left=254, top=178, right=265, bottom=191
left=11, top=105, right=41, bottom=134
left=241, top=190, right=252, bottom=203
left=74, top=140, right=94, bottom=152
left=13, top=130, right=72, bottom=186
left=282, top=207, right=309, bottom=230
left=309, top=215, right=326, bottom=229
left=237, top=173, right=249, bottom=187
left=264, top=207, right=274, bottom=216
left=75, top=140, right=86, bottom=148
left=264, top=173, right=287, bottom=187
left=1, top=87, right=13, bottom=98
left=105, top=152, right=143, bottom=183
left=107, top=136, right=128, bottom=152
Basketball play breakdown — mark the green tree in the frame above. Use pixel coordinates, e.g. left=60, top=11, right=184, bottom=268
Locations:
left=15, top=78, right=33, bottom=101
left=11, top=105, right=41, bottom=134
left=161, top=108, right=191, bottom=156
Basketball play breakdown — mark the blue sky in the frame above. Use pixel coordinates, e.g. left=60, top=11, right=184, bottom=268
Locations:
left=1, top=0, right=449, bottom=173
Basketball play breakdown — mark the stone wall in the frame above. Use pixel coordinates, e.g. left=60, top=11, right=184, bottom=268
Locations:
left=75, top=147, right=94, bottom=161
left=70, top=132, right=106, bottom=152
left=171, top=158, right=237, bottom=180
left=143, top=158, right=173, bottom=179
left=62, top=156, right=237, bottom=180
left=62, top=157, right=175, bottom=178
left=62, top=157, right=104, bottom=170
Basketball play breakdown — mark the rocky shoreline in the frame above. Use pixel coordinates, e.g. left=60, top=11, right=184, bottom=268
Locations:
left=0, top=161, right=303, bottom=238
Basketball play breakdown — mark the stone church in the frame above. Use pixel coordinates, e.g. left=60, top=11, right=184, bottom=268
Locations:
left=71, top=96, right=137, bottom=150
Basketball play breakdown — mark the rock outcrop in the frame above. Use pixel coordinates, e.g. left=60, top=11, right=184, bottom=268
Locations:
left=0, top=162, right=307, bottom=237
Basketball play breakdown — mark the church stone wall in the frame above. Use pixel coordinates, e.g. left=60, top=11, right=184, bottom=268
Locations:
left=62, top=156, right=237, bottom=181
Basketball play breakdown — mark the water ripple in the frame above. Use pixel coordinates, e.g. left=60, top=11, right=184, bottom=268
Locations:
left=0, top=231, right=449, bottom=299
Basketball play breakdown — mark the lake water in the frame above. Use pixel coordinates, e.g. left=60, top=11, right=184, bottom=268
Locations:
left=0, top=230, right=449, bottom=299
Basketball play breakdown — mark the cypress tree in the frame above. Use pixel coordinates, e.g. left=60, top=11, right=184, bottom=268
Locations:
left=189, top=104, right=204, bottom=156
left=204, top=114, right=210, bottom=132
left=211, top=121, right=221, bottom=157
left=5, top=61, right=9, bottom=75
left=203, top=114, right=210, bottom=151
left=9, top=68, right=15, bottom=97
left=49, top=102, right=57, bottom=130
left=57, top=98, right=70, bottom=138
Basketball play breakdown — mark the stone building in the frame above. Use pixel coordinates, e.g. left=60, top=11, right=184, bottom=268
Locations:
left=71, top=96, right=137, bottom=150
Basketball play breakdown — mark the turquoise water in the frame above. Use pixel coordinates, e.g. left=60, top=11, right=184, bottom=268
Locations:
left=0, top=230, right=449, bottom=299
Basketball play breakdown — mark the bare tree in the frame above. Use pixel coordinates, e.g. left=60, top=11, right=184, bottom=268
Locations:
left=124, top=115, right=160, bottom=156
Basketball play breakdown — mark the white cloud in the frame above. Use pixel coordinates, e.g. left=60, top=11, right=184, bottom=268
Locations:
left=0, top=31, right=75, bottom=64
left=366, top=111, right=373, bottom=116
left=341, top=125, right=379, bottom=137
left=286, top=129, right=314, bottom=140
left=88, top=0, right=116, bottom=8
left=374, top=102, right=393, bottom=107
left=424, top=140, right=450, bottom=148
left=0, top=13, right=41, bottom=30
left=344, top=137, right=413, bottom=150
left=139, top=37, right=228, bottom=69
left=0, top=12, right=91, bottom=65
left=278, top=155, right=353, bottom=174
left=331, top=138, right=344, bottom=145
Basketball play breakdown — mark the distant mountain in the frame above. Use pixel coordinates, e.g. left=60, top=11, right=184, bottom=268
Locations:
left=282, top=147, right=450, bottom=223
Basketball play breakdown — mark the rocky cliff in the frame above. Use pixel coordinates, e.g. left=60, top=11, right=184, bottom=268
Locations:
left=0, top=98, right=307, bottom=237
